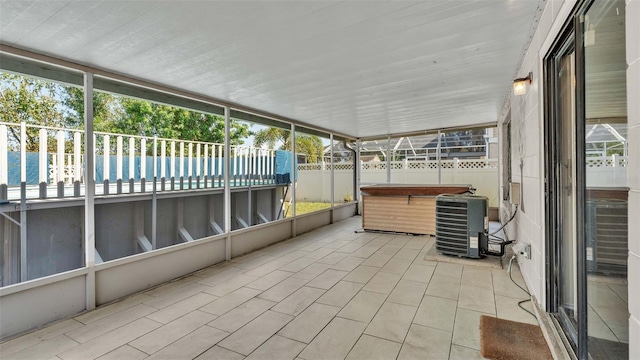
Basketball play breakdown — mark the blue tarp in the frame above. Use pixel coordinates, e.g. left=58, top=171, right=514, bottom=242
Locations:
left=274, top=150, right=297, bottom=184
left=94, top=154, right=290, bottom=182
left=7, top=152, right=48, bottom=185
left=95, top=156, right=268, bottom=182
left=4, top=150, right=295, bottom=185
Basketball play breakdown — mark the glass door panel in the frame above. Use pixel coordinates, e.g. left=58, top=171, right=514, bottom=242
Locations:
left=556, top=49, right=579, bottom=344
left=584, top=1, right=629, bottom=358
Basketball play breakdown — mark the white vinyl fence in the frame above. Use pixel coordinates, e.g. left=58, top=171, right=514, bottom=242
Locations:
left=296, top=155, right=628, bottom=208
left=297, top=159, right=501, bottom=207
left=586, top=155, right=628, bottom=188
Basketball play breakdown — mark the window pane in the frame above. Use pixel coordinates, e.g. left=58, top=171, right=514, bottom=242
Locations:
left=584, top=0, right=629, bottom=357
left=86, top=92, right=233, bottom=260
left=230, top=119, right=286, bottom=228
left=0, top=71, right=85, bottom=285
left=359, top=138, right=388, bottom=185
left=332, top=139, right=355, bottom=204
left=293, top=128, right=331, bottom=216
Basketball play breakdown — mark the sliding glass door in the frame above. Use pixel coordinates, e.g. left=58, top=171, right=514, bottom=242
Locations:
left=547, top=34, right=581, bottom=350
left=546, top=1, right=629, bottom=359
left=584, top=1, right=629, bottom=359
left=558, top=48, right=579, bottom=345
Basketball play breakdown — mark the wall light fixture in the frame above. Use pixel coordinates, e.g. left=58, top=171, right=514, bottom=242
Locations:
left=513, top=72, right=533, bottom=96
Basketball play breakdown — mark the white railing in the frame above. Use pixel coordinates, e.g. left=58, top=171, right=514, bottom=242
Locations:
left=0, top=122, right=277, bottom=200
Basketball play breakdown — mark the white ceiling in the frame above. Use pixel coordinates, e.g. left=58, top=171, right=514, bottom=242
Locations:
left=0, top=0, right=544, bottom=139
left=585, top=0, right=627, bottom=120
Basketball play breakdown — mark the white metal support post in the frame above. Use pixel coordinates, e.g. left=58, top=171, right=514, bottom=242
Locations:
left=247, top=148, right=252, bottom=227
left=84, top=72, right=96, bottom=310
left=160, top=140, right=166, bottom=190
left=386, top=135, right=391, bottom=183
left=103, top=134, right=110, bottom=195
left=203, top=144, right=209, bottom=188
left=355, top=140, right=361, bottom=214
left=20, top=121, right=27, bottom=282
left=330, top=133, right=335, bottom=223
left=188, top=142, right=193, bottom=189
left=129, top=137, right=135, bottom=193
left=152, top=136, right=157, bottom=249
left=57, top=130, right=65, bottom=197
left=224, top=107, right=231, bottom=260
left=140, top=138, right=146, bottom=192
left=196, top=143, right=201, bottom=188
left=290, top=124, right=296, bottom=237
left=179, top=142, right=185, bottom=190
left=74, top=131, right=81, bottom=196
left=116, top=136, right=123, bottom=194
left=38, top=128, right=47, bottom=198
left=0, top=125, right=7, bottom=201
left=171, top=141, right=176, bottom=190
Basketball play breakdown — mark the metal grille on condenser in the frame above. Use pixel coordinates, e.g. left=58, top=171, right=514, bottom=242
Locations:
left=435, top=200, right=469, bottom=256
left=587, top=200, right=628, bottom=276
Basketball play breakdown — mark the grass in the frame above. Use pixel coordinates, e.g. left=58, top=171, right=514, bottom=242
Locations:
left=284, top=201, right=332, bottom=217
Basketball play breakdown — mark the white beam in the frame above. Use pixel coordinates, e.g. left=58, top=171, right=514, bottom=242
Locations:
left=0, top=124, right=8, bottom=200
left=84, top=72, right=96, bottom=310
left=137, top=235, right=152, bottom=252
left=291, top=124, right=296, bottom=236
left=330, top=133, right=335, bottom=209
left=224, top=106, right=231, bottom=260
left=178, top=227, right=194, bottom=243
left=386, top=135, right=391, bottom=183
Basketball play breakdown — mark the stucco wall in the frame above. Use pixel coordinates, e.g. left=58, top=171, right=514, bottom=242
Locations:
left=501, top=0, right=639, bottom=357
left=500, top=0, right=568, bottom=308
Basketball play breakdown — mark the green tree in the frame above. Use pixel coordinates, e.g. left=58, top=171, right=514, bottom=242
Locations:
left=295, top=134, right=324, bottom=163
left=63, top=90, right=251, bottom=146
left=0, top=72, right=66, bottom=151
left=62, top=87, right=122, bottom=132
left=3, top=71, right=253, bottom=152
left=253, top=128, right=324, bottom=163
left=253, top=127, right=290, bottom=149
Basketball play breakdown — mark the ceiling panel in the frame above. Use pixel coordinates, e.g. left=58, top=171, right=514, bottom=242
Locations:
left=0, top=0, right=544, bottom=138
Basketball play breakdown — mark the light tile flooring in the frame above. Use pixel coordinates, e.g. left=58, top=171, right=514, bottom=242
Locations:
left=0, top=217, right=537, bottom=360
left=588, top=278, right=629, bottom=343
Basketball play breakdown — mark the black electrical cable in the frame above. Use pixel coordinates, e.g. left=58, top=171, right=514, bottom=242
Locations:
left=490, top=204, right=518, bottom=236
left=486, top=206, right=513, bottom=246
left=508, top=255, right=536, bottom=319
left=489, top=234, right=506, bottom=243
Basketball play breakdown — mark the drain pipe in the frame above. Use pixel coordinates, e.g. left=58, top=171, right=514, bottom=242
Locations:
left=344, top=141, right=359, bottom=215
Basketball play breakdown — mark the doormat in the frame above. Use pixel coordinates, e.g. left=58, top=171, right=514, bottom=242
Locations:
left=480, top=315, right=552, bottom=360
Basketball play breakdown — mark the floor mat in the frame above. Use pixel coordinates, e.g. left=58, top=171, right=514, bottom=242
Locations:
left=480, top=315, right=552, bottom=360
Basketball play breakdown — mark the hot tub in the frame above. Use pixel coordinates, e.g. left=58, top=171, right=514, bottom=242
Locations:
left=360, top=184, right=474, bottom=235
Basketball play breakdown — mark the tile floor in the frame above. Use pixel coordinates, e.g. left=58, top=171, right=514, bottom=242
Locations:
left=587, top=278, right=629, bottom=343
left=0, top=217, right=538, bottom=360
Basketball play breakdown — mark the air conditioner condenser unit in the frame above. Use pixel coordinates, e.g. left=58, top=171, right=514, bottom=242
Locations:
left=435, top=194, right=490, bottom=259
